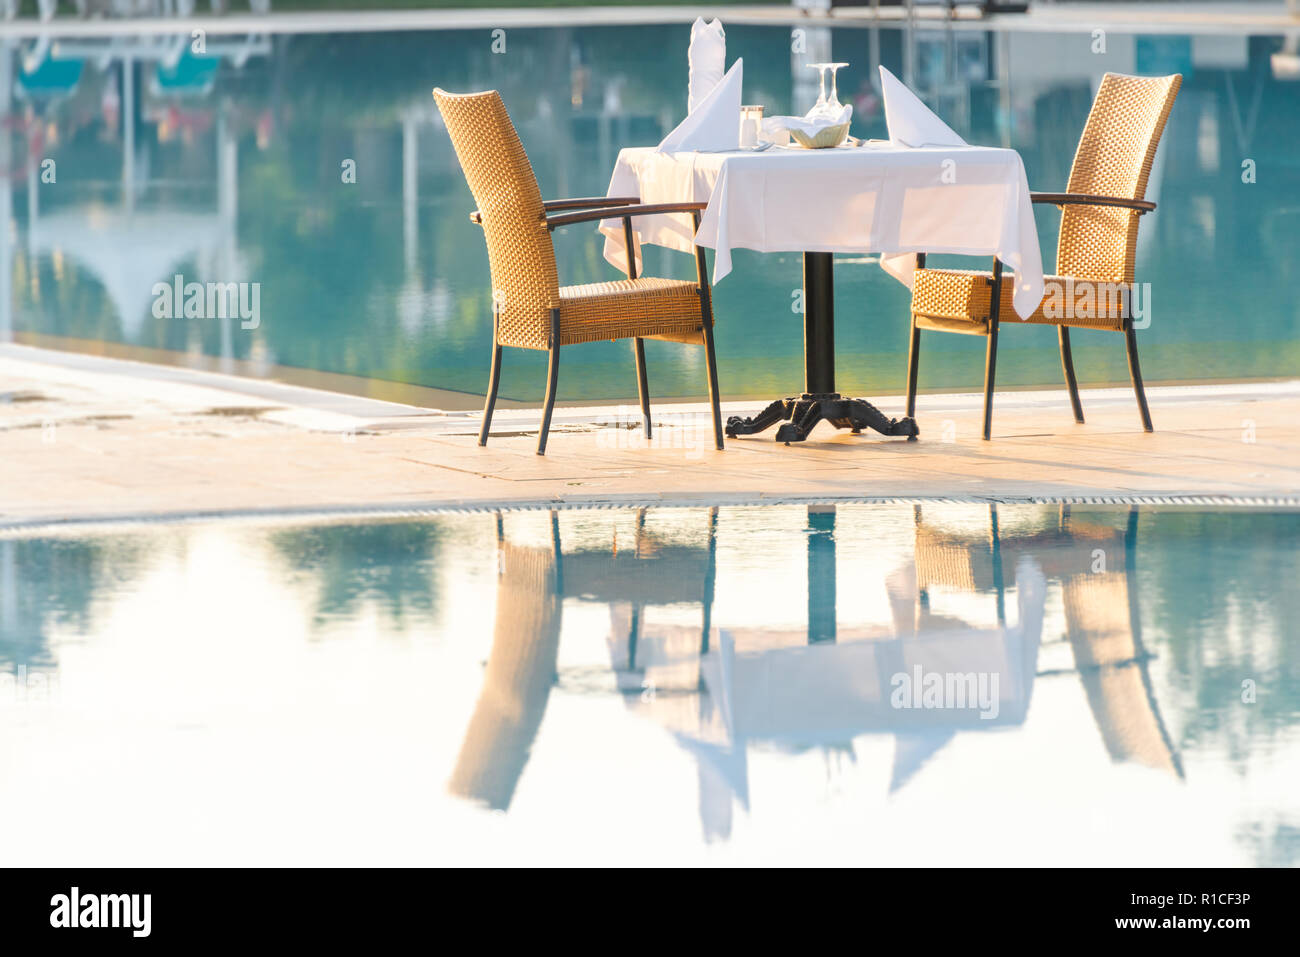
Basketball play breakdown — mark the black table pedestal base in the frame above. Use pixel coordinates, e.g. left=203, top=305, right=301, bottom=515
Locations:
left=725, top=393, right=919, bottom=444
left=729, top=252, right=920, bottom=445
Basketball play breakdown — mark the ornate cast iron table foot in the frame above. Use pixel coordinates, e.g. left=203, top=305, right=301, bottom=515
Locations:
left=726, top=393, right=919, bottom=443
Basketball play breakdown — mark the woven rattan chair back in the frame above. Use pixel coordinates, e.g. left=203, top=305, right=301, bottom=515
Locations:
left=434, top=88, right=560, bottom=349
left=1056, top=72, right=1181, bottom=284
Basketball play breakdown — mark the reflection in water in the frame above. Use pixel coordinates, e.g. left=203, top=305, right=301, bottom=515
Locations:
left=3, top=31, right=266, bottom=361
left=0, top=535, right=146, bottom=672
left=456, top=505, right=1194, bottom=842
left=914, top=505, right=1181, bottom=776
left=2, top=22, right=1298, bottom=401
left=448, top=525, right=562, bottom=811
left=268, top=521, right=444, bottom=629
left=1, top=505, right=1296, bottom=864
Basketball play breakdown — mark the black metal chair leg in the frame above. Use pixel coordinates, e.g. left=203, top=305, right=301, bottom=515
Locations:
left=480, top=339, right=502, bottom=447
left=982, top=262, right=1003, bottom=441
left=1059, top=326, right=1084, bottom=424
left=634, top=338, right=651, bottom=439
left=479, top=309, right=503, bottom=446
left=1124, top=321, right=1154, bottom=433
left=537, top=309, right=561, bottom=456
left=691, top=215, right=724, bottom=452
left=906, top=317, right=921, bottom=418
left=701, top=309, right=724, bottom=451
left=983, top=329, right=999, bottom=441
left=907, top=253, right=926, bottom=421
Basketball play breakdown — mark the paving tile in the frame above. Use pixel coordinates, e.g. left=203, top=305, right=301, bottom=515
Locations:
left=2, top=352, right=1297, bottom=524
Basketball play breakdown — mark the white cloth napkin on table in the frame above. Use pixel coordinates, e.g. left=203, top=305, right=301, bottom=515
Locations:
left=764, top=104, right=852, bottom=140
left=879, top=65, right=966, bottom=148
left=658, top=59, right=743, bottom=153
left=875, top=67, right=1045, bottom=314
left=688, top=17, right=726, bottom=115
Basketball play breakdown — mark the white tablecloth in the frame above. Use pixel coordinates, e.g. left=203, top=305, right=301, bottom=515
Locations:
left=599, top=143, right=1045, bottom=320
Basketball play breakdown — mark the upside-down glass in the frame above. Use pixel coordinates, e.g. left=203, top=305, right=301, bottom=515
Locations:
left=805, top=63, right=851, bottom=119
left=825, top=62, right=849, bottom=112
left=805, top=62, right=829, bottom=117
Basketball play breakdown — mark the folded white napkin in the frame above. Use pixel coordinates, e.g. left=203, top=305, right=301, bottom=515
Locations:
left=658, top=58, right=743, bottom=153
left=688, top=17, right=726, bottom=115
left=764, top=104, right=852, bottom=139
left=879, top=65, right=966, bottom=148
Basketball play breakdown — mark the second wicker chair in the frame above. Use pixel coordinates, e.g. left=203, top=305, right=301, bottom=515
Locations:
left=905, top=72, right=1181, bottom=440
left=434, top=88, right=725, bottom=455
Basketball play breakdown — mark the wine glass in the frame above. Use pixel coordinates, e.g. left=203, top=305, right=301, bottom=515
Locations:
left=825, top=63, right=849, bottom=113
left=805, top=63, right=830, bottom=117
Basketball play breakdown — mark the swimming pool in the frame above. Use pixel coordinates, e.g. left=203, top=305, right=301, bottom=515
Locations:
left=3, top=18, right=1298, bottom=405
left=3, top=503, right=1295, bottom=865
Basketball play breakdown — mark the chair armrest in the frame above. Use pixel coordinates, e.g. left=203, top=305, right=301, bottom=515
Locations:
left=542, top=196, right=640, bottom=212
left=1030, top=192, right=1156, bottom=214
left=469, top=196, right=641, bottom=225
left=546, top=202, right=708, bottom=231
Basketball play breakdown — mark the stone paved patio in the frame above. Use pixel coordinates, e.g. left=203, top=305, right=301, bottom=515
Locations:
left=2, top=344, right=1297, bottom=529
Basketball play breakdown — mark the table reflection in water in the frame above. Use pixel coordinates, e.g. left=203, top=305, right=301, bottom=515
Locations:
left=449, top=504, right=1181, bottom=840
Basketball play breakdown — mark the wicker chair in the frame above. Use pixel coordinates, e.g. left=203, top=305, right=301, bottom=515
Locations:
left=905, top=72, right=1182, bottom=439
left=433, top=88, right=725, bottom=455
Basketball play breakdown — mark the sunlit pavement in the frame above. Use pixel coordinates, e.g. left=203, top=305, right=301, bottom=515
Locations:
left=2, top=344, right=1295, bottom=529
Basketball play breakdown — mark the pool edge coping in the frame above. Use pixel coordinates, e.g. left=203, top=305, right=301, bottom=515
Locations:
left=4, top=492, right=1298, bottom=538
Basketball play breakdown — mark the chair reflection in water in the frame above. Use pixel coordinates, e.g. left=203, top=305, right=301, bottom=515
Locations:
left=447, top=509, right=717, bottom=811
left=446, top=516, right=564, bottom=811
left=911, top=503, right=1182, bottom=777
left=449, top=504, right=1181, bottom=835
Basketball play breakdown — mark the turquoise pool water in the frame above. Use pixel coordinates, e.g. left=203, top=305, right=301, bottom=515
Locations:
left=2, top=503, right=1296, bottom=865
left=3, top=21, right=1298, bottom=403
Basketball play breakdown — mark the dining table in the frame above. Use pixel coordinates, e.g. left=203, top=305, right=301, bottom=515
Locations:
left=600, top=141, right=1045, bottom=443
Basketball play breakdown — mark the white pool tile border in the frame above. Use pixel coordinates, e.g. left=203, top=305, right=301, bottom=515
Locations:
left=3, top=493, right=1297, bottom=539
